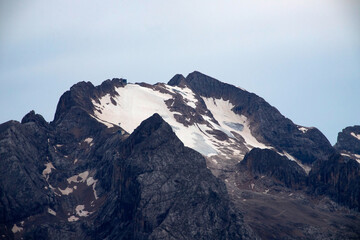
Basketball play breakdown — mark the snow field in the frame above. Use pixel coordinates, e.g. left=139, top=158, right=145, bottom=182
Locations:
left=92, top=84, right=218, bottom=156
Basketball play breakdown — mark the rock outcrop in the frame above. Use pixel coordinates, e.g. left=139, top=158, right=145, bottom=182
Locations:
left=239, top=148, right=307, bottom=189
left=335, top=125, right=360, bottom=155
left=309, top=154, right=360, bottom=210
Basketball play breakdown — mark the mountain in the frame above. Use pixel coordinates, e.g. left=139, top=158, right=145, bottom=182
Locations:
left=1, top=71, right=359, bottom=239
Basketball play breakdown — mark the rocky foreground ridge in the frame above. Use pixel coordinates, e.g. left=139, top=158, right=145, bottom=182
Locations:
left=0, top=71, right=359, bottom=239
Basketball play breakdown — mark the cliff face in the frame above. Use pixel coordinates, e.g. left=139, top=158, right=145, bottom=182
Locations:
left=335, top=125, right=360, bottom=155
left=308, top=154, right=360, bottom=210
left=0, top=118, right=52, bottom=224
left=239, top=148, right=307, bottom=189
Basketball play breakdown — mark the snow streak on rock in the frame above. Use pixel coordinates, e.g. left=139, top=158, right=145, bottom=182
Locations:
left=42, top=162, right=55, bottom=181
left=202, top=97, right=269, bottom=150
left=351, top=132, right=360, bottom=141
left=11, top=224, right=23, bottom=234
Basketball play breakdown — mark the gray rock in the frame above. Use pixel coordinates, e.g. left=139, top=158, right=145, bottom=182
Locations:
left=335, top=125, right=360, bottom=154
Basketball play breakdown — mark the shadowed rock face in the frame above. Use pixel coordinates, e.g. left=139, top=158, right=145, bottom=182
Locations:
left=238, top=148, right=360, bottom=211
left=308, top=154, right=360, bottom=211
left=239, top=148, right=307, bottom=189
left=335, top=125, right=360, bottom=155
left=0, top=120, right=53, bottom=224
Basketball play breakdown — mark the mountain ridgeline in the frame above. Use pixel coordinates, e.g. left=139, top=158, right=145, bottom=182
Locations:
left=0, top=71, right=359, bottom=239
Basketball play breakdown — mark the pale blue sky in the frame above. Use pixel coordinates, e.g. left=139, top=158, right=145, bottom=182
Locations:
left=0, top=0, right=359, bottom=144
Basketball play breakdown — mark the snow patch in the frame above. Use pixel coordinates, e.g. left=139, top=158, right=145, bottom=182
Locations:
left=298, top=126, right=308, bottom=133
left=342, top=152, right=360, bottom=164
left=58, top=187, right=73, bottom=195
left=11, top=224, right=23, bottom=233
left=282, top=152, right=296, bottom=161
left=167, top=85, right=198, bottom=109
left=90, top=115, right=115, bottom=128
left=67, top=171, right=89, bottom=184
left=341, top=152, right=352, bottom=158
left=75, top=205, right=92, bottom=217
left=86, top=177, right=96, bottom=186
left=66, top=171, right=98, bottom=199
left=192, top=132, right=218, bottom=156
left=48, top=208, right=56, bottom=216
left=68, top=216, right=79, bottom=222
left=42, top=162, right=55, bottom=181
left=42, top=162, right=55, bottom=176
left=279, top=151, right=311, bottom=174
left=87, top=177, right=98, bottom=199
left=84, top=137, right=94, bottom=146
left=351, top=132, right=360, bottom=141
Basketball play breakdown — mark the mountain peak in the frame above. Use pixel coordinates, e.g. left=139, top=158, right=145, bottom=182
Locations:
left=168, top=71, right=212, bottom=88
left=125, top=113, right=178, bottom=151
left=167, top=74, right=186, bottom=87
left=132, top=113, right=168, bottom=136
left=335, top=125, right=360, bottom=155
left=186, top=70, right=208, bottom=77
left=21, top=110, right=49, bottom=128
left=53, top=78, right=127, bottom=124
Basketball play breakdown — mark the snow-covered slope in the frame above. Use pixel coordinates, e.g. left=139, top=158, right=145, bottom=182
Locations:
left=89, top=78, right=318, bottom=175
left=202, top=97, right=269, bottom=150
left=91, top=83, right=269, bottom=160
